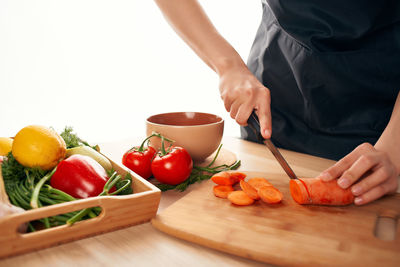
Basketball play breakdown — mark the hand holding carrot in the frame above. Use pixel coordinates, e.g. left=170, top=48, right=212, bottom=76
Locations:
left=318, top=143, right=399, bottom=205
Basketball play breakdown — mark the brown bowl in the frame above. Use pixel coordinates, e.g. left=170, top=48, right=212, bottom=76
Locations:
left=146, top=112, right=224, bottom=162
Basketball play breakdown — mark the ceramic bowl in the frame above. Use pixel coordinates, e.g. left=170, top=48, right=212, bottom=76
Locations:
left=146, top=112, right=224, bottom=162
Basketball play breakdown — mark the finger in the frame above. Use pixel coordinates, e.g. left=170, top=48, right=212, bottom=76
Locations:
left=220, top=85, right=237, bottom=113
left=229, top=100, right=242, bottom=122
left=354, top=178, right=398, bottom=205
left=235, top=102, right=254, bottom=126
left=351, top=161, right=398, bottom=196
left=256, top=98, right=271, bottom=139
left=319, top=143, right=374, bottom=181
left=337, top=152, right=379, bottom=189
left=350, top=165, right=394, bottom=196
left=222, top=94, right=234, bottom=113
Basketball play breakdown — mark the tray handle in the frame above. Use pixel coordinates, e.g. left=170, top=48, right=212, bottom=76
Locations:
left=0, top=195, right=114, bottom=236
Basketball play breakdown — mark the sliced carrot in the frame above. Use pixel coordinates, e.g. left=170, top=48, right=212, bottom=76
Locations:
left=247, top=177, right=273, bottom=191
left=229, top=172, right=247, bottom=184
left=211, top=171, right=233, bottom=185
left=290, top=178, right=354, bottom=206
left=258, top=186, right=283, bottom=204
left=289, top=179, right=309, bottom=204
left=211, top=171, right=245, bottom=185
left=227, top=191, right=254, bottom=206
left=213, top=185, right=234, bottom=199
left=239, top=180, right=260, bottom=200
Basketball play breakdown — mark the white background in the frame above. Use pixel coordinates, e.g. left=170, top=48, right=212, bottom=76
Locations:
left=0, top=1, right=262, bottom=143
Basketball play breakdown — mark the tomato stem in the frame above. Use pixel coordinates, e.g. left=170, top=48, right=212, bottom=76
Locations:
left=135, top=132, right=174, bottom=153
left=152, top=132, right=174, bottom=156
left=137, top=134, right=156, bottom=152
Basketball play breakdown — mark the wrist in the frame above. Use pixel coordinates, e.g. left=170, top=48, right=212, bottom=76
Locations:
left=213, top=55, right=248, bottom=77
left=375, top=136, right=400, bottom=175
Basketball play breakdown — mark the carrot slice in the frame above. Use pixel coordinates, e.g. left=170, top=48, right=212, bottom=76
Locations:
left=290, top=178, right=354, bottom=206
left=289, top=179, right=310, bottom=204
left=258, top=186, right=283, bottom=204
left=247, top=177, right=272, bottom=191
left=239, top=180, right=260, bottom=200
left=211, top=171, right=245, bottom=185
left=211, top=171, right=233, bottom=185
left=229, top=172, right=247, bottom=184
left=213, top=185, right=234, bottom=199
left=227, top=191, right=255, bottom=206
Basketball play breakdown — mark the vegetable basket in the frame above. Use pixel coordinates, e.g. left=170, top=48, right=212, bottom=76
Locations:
left=0, top=156, right=161, bottom=259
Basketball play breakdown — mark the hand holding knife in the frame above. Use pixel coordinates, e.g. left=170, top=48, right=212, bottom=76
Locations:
left=247, top=112, right=299, bottom=180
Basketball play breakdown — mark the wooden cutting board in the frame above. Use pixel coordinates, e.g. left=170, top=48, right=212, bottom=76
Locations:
left=151, top=172, right=400, bottom=267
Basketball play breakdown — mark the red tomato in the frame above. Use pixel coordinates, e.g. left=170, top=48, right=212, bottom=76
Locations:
left=151, top=146, right=193, bottom=185
left=122, top=146, right=156, bottom=179
left=50, top=154, right=110, bottom=199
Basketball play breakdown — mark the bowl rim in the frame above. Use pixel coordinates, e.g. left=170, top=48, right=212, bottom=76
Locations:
left=146, top=112, right=224, bottom=127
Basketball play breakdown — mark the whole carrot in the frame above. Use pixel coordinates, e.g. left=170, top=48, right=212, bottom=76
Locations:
left=290, top=178, right=354, bottom=206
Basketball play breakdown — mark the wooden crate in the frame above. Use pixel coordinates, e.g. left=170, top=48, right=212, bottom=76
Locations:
left=0, top=157, right=161, bottom=259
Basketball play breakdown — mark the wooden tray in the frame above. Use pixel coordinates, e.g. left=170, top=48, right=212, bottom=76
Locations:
left=0, top=156, right=161, bottom=259
left=152, top=171, right=400, bottom=267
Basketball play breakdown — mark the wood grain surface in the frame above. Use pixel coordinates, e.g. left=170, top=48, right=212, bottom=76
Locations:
left=152, top=171, right=400, bottom=266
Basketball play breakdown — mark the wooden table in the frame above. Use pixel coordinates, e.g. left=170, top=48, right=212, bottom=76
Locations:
left=0, top=136, right=396, bottom=267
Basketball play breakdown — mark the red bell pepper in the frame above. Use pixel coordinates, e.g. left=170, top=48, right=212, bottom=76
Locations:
left=50, top=154, right=111, bottom=199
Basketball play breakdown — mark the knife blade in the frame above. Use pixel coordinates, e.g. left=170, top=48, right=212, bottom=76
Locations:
left=247, top=112, right=298, bottom=180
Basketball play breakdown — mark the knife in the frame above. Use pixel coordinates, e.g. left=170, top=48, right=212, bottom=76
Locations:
left=247, top=112, right=298, bottom=180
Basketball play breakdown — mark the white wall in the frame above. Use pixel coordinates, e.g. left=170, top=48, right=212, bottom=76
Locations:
left=0, top=0, right=262, bottom=143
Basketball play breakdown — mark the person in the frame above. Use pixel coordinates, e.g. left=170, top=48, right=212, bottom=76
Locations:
left=154, top=0, right=400, bottom=205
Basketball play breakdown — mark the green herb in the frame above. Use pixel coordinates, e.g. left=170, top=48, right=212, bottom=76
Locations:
left=1, top=152, right=26, bottom=193
left=1, top=152, right=48, bottom=207
left=116, top=173, right=133, bottom=195
left=60, top=126, right=95, bottom=149
left=154, top=144, right=241, bottom=192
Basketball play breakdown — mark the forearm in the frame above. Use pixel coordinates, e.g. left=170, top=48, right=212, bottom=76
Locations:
left=154, top=0, right=247, bottom=75
left=375, top=91, right=400, bottom=174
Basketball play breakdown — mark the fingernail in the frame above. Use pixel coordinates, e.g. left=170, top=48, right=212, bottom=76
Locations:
left=319, top=172, right=331, bottom=181
left=354, top=197, right=363, bottom=205
left=264, top=129, right=271, bottom=138
left=351, top=185, right=361, bottom=196
left=337, top=178, right=349, bottom=188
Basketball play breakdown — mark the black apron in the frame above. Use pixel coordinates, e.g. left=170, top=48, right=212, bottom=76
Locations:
left=242, top=0, right=400, bottom=160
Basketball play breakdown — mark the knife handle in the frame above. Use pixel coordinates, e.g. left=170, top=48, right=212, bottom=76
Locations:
left=247, top=111, right=264, bottom=142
